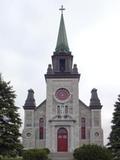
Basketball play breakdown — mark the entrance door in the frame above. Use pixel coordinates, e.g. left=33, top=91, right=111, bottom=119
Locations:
left=57, top=128, right=68, bottom=152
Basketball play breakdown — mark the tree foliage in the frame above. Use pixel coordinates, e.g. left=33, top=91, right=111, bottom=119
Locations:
left=108, top=95, right=120, bottom=160
left=0, top=75, right=22, bottom=156
left=73, top=144, right=112, bottom=160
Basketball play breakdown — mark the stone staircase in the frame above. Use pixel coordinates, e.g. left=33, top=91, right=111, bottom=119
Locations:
left=49, top=152, right=74, bottom=160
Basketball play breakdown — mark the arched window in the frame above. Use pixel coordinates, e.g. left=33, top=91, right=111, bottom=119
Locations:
left=57, top=105, right=69, bottom=115
left=60, top=59, right=65, bottom=72
left=57, top=106, right=60, bottom=115
left=65, top=105, right=68, bottom=114
left=39, top=118, right=44, bottom=139
left=81, top=117, right=86, bottom=139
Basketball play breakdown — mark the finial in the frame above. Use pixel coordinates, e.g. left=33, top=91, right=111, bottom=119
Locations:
left=59, top=5, right=65, bottom=14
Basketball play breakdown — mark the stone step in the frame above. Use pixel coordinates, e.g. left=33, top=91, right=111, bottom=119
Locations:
left=49, top=152, right=74, bottom=160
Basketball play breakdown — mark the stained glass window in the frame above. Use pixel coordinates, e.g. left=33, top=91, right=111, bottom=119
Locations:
left=81, top=117, right=86, bottom=139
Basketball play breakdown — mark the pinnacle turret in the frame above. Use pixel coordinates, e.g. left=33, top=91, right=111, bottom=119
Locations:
left=23, top=89, right=36, bottom=109
left=89, top=88, right=102, bottom=109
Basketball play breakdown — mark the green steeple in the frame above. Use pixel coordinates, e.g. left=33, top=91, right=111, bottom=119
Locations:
left=55, top=6, right=69, bottom=53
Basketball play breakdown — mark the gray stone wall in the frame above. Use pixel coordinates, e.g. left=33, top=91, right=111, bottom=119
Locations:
left=22, top=80, right=103, bottom=150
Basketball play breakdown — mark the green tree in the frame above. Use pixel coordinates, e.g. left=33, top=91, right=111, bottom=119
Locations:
left=0, top=75, right=22, bottom=157
left=73, top=144, right=112, bottom=160
left=108, top=95, right=120, bottom=160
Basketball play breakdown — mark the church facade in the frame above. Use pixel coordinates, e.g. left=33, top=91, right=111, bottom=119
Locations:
left=22, top=9, right=103, bottom=153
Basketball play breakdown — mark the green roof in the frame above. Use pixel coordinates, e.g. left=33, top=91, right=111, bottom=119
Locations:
left=55, top=13, right=69, bottom=53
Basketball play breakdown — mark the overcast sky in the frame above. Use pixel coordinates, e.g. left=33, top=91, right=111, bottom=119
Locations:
left=0, top=0, right=120, bottom=145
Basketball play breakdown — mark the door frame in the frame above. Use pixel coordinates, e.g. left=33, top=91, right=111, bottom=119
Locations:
left=57, top=127, right=68, bottom=152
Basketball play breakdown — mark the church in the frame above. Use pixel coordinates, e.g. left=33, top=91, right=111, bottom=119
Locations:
left=22, top=6, right=103, bottom=153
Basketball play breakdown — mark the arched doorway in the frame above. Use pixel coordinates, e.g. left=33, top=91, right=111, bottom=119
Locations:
left=57, top=128, right=68, bottom=152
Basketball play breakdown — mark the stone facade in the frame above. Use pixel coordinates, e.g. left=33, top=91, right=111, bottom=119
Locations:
left=22, top=10, right=103, bottom=152
left=22, top=87, right=103, bottom=152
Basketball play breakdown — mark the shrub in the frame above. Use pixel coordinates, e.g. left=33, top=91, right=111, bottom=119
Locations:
left=0, top=157, right=22, bottom=160
left=43, top=148, right=50, bottom=154
left=73, top=144, right=113, bottom=160
left=23, top=149, right=49, bottom=160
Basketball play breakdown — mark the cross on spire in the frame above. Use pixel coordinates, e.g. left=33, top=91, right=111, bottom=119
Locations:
left=59, top=5, right=65, bottom=14
left=55, top=5, right=69, bottom=52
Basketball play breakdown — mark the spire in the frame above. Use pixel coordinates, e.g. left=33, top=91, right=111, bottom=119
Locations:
left=89, top=88, right=102, bottom=109
left=55, top=5, right=69, bottom=53
left=23, top=89, right=36, bottom=109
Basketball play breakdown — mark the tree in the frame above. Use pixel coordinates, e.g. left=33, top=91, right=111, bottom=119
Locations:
left=0, top=75, right=22, bottom=157
left=108, top=95, right=120, bottom=160
left=73, top=144, right=112, bottom=160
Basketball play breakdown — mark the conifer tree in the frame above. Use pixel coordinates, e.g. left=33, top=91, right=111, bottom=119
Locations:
left=108, top=95, right=120, bottom=160
left=0, top=75, right=22, bottom=156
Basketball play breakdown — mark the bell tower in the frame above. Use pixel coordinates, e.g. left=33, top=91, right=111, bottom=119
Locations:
left=52, top=6, right=73, bottom=74
left=45, top=6, right=80, bottom=152
left=45, top=6, right=80, bottom=79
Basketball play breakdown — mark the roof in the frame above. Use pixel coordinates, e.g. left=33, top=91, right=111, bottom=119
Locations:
left=36, top=99, right=46, bottom=110
left=79, top=99, right=90, bottom=110
left=55, top=13, right=69, bottom=53
left=23, top=89, right=36, bottom=109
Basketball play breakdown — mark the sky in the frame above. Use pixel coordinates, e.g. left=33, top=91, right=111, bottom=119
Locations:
left=0, top=0, right=120, bottom=145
